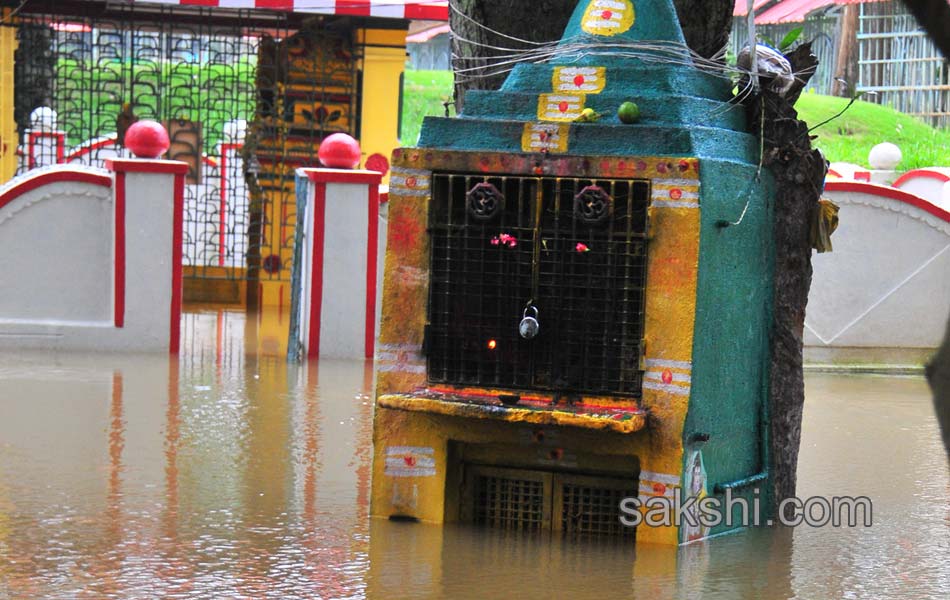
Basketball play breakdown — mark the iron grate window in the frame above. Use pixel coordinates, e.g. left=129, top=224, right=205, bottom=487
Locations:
left=474, top=473, right=546, bottom=533
left=427, top=173, right=649, bottom=397
left=561, top=482, right=638, bottom=538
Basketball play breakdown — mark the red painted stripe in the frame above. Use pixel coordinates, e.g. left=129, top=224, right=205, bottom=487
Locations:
left=255, top=0, right=295, bottom=9
left=308, top=182, right=328, bottom=358
left=404, top=3, right=448, bottom=20
left=825, top=180, right=950, bottom=223
left=137, top=0, right=448, bottom=19
left=25, top=132, right=61, bottom=169
left=304, top=169, right=383, bottom=186
left=105, top=159, right=190, bottom=174
left=170, top=173, right=185, bottom=353
left=336, top=0, right=371, bottom=16
left=218, top=143, right=244, bottom=268
left=892, top=169, right=950, bottom=187
left=365, top=184, right=380, bottom=359
left=0, top=170, right=112, bottom=211
left=219, top=147, right=228, bottom=267
left=55, top=133, right=65, bottom=164
left=114, top=173, right=127, bottom=329
left=27, top=132, right=36, bottom=169
left=66, top=135, right=117, bottom=163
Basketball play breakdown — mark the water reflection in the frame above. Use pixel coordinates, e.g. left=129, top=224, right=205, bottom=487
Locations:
left=0, top=307, right=947, bottom=599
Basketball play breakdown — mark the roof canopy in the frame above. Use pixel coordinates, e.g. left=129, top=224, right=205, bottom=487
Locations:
left=733, top=0, right=886, bottom=24
left=131, top=0, right=448, bottom=21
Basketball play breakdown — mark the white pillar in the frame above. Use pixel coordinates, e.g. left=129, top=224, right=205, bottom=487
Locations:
left=295, top=168, right=382, bottom=359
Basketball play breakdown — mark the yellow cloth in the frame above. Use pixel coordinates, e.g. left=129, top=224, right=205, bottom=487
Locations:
left=812, top=198, right=840, bottom=253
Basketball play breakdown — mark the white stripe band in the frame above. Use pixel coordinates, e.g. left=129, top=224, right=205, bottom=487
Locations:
left=594, top=0, right=626, bottom=9
left=651, top=201, right=700, bottom=209
left=642, top=381, right=691, bottom=396
left=653, top=190, right=699, bottom=199
left=645, top=371, right=691, bottom=384
left=640, top=470, right=681, bottom=486
left=654, top=178, right=699, bottom=187
left=377, top=363, right=426, bottom=374
left=644, top=358, right=692, bottom=370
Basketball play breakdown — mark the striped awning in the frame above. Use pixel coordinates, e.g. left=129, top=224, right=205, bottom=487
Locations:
left=131, top=0, right=449, bottom=21
left=733, top=0, right=901, bottom=24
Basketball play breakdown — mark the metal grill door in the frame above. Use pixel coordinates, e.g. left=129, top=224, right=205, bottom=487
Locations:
left=462, top=465, right=637, bottom=538
left=428, top=173, right=649, bottom=397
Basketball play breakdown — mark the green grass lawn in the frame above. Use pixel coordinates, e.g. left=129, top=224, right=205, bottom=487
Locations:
left=795, top=92, right=950, bottom=170
left=400, top=69, right=950, bottom=170
left=401, top=69, right=455, bottom=146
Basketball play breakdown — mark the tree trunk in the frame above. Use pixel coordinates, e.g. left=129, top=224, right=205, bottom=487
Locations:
left=749, top=43, right=825, bottom=516
left=927, top=320, right=950, bottom=462
left=672, top=0, right=736, bottom=60
left=449, top=0, right=577, bottom=109
left=901, top=0, right=950, bottom=59
left=832, top=5, right=860, bottom=97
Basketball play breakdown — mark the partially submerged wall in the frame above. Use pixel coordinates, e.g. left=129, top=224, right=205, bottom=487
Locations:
left=0, top=160, right=187, bottom=352
left=806, top=181, right=950, bottom=356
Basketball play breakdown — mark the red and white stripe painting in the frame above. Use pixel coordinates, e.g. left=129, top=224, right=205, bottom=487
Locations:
left=130, top=1, right=449, bottom=20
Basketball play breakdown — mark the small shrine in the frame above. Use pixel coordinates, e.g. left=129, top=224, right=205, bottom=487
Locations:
left=372, top=0, right=774, bottom=544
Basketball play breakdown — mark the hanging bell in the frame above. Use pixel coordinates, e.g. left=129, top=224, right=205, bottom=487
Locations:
left=519, top=305, right=540, bottom=340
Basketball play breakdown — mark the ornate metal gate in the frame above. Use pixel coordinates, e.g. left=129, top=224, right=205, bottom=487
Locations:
left=8, top=2, right=360, bottom=303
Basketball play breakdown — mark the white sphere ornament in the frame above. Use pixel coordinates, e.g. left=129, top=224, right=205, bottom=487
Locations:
left=30, top=106, right=57, bottom=132
left=223, top=119, right=247, bottom=143
left=868, top=142, right=902, bottom=170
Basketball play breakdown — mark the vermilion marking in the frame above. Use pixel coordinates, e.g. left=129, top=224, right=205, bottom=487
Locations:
left=669, top=189, right=683, bottom=200
left=558, top=101, right=569, bottom=113
left=602, top=10, right=613, bottom=19
left=573, top=74, right=585, bottom=87
left=365, top=184, right=380, bottom=359
left=114, top=173, right=126, bottom=328
left=662, top=369, right=673, bottom=384
left=308, top=182, right=327, bottom=358
left=170, top=173, right=184, bottom=353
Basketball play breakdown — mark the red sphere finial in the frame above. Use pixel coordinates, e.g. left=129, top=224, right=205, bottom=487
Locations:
left=125, top=120, right=170, bottom=159
left=318, top=133, right=362, bottom=169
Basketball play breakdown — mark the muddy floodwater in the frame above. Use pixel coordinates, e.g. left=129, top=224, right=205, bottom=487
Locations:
left=1, top=307, right=948, bottom=599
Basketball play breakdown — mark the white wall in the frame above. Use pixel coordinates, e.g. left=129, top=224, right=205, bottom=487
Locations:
left=805, top=186, right=950, bottom=350
left=0, top=175, right=113, bottom=322
left=0, top=163, right=183, bottom=352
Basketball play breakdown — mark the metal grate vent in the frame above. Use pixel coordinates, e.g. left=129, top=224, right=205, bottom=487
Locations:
left=465, top=465, right=637, bottom=538
left=428, top=173, right=649, bottom=397
left=561, top=480, right=638, bottom=538
left=473, top=469, right=546, bottom=533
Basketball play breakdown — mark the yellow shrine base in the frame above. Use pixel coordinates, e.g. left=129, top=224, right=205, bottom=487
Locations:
left=371, top=399, right=682, bottom=546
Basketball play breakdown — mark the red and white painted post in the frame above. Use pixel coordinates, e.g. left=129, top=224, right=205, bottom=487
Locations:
left=0, top=120, right=187, bottom=353
left=295, top=167, right=383, bottom=359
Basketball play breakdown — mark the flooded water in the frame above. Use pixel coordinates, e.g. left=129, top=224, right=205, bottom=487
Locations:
left=1, top=307, right=948, bottom=599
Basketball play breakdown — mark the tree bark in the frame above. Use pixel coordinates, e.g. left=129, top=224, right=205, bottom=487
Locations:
left=449, top=0, right=577, bottom=109
left=901, top=0, right=950, bottom=59
left=748, top=43, right=825, bottom=516
left=672, top=0, right=736, bottom=60
left=927, top=320, right=950, bottom=462
left=832, top=5, right=860, bottom=97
